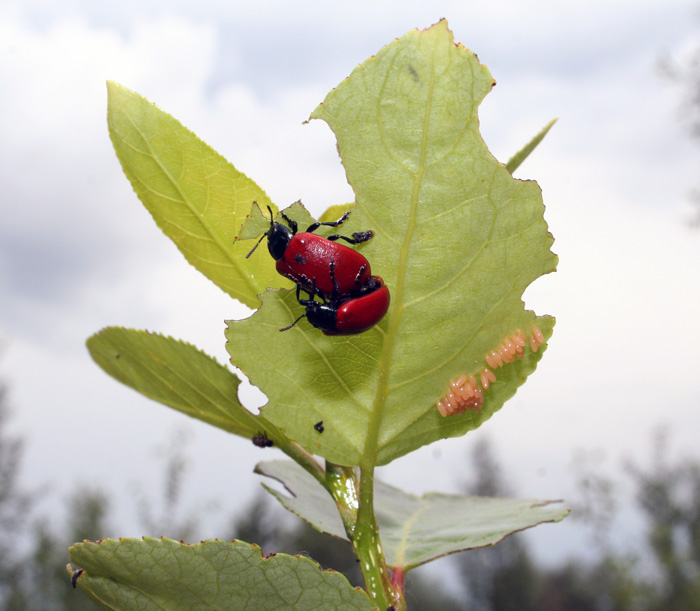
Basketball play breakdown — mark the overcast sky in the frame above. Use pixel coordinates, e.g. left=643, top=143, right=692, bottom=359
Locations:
left=1, top=0, right=699, bottom=566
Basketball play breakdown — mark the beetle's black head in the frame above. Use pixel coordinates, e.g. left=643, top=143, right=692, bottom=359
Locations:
left=360, top=276, right=382, bottom=295
left=305, top=302, right=338, bottom=333
left=266, top=223, right=293, bottom=260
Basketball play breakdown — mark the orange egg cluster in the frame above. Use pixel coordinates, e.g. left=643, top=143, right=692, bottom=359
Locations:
left=436, top=373, right=484, bottom=417
left=436, top=326, right=546, bottom=418
left=530, top=326, right=545, bottom=352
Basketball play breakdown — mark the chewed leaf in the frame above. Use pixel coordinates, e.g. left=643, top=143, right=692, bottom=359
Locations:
left=107, top=82, right=279, bottom=308
left=257, top=460, right=569, bottom=570
left=87, top=327, right=285, bottom=443
left=69, top=537, right=375, bottom=610
left=226, top=20, right=557, bottom=467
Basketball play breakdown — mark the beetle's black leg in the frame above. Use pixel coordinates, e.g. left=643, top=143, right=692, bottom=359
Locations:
left=295, top=282, right=315, bottom=306
left=329, top=260, right=341, bottom=301
left=297, top=276, right=325, bottom=306
left=326, top=230, right=374, bottom=245
left=354, top=263, right=367, bottom=292
left=281, top=284, right=311, bottom=332
left=279, top=210, right=298, bottom=235
left=303, top=274, right=326, bottom=300
left=305, top=210, right=351, bottom=233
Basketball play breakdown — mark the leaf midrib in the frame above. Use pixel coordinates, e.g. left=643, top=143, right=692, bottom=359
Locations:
left=116, top=102, right=261, bottom=302
left=360, top=45, right=437, bottom=467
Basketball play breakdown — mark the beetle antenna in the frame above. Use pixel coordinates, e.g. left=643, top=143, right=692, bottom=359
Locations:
left=279, top=313, right=307, bottom=332
left=245, top=233, right=266, bottom=259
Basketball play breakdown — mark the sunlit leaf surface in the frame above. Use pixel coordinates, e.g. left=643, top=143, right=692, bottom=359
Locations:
left=107, top=81, right=279, bottom=308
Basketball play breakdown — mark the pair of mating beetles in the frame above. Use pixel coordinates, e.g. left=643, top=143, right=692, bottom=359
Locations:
left=246, top=206, right=390, bottom=335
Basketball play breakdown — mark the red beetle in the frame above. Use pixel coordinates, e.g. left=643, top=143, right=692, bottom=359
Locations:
left=247, top=206, right=374, bottom=298
left=321, top=279, right=391, bottom=335
left=281, top=272, right=391, bottom=336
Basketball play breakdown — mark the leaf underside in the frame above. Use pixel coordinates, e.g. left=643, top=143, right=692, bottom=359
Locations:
left=86, top=327, right=285, bottom=444
left=257, top=460, right=569, bottom=570
left=69, top=538, right=374, bottom=610
left=225, top=20, right=557, bottom=467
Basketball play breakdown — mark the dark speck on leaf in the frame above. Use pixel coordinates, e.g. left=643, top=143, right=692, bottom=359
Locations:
left=252, top=432, right=273, bottom=448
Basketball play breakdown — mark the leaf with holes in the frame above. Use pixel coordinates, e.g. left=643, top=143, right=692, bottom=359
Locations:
left=86, top=327, right=288, bottom=445
left=226, top=20, right=556, bottom=467
left=69, top=537, right=375, bottom=610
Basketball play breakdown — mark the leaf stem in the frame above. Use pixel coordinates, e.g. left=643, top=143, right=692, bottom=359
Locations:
left=278, top=441, right=326, bottom=488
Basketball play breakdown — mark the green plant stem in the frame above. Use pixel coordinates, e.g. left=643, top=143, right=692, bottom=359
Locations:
left=354, top=463, right=405, bottom=611
left=325, top=462, right=359, bottom=537
left=325, top=462, right=404, bottom=607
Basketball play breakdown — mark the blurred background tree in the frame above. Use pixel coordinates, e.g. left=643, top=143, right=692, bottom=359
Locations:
left=661, top=19, right=700, bottom=225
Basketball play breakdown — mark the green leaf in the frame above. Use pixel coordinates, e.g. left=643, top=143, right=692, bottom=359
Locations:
left=258, top=460, right=569, bottom=570
left=506, top=118, right=558, bottom=174
left=239, top=201, right=317, bottom=243
left=256, top=460, right=348, bottom=542
left=226, top=20, right=557, bottom=467
left=86, top=327, right=273, bottom=440
left=319, top=202, right=355, bottom=223
left=107, top=81, right=280, bottom=308
left=68, top=537, right=375, bottom=610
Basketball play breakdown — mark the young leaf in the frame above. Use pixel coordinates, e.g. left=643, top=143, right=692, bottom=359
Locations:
left=69, top=537, right=375, bottom=610
left=226, top=20, right=557, bottom=467
left=107, top=81, right=279, bottom=308
left=506, top=118, right=558, bottom=174
left=257, top=460, right=568, bottom=571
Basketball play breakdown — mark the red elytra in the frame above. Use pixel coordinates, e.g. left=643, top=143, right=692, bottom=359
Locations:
left=323, top=280, right=391, bottom=336
left=275, top=233, right=372, bottom=297
left=281, top=276, right=390, bottom=336
left=247, top=206, right=374, bottom=298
